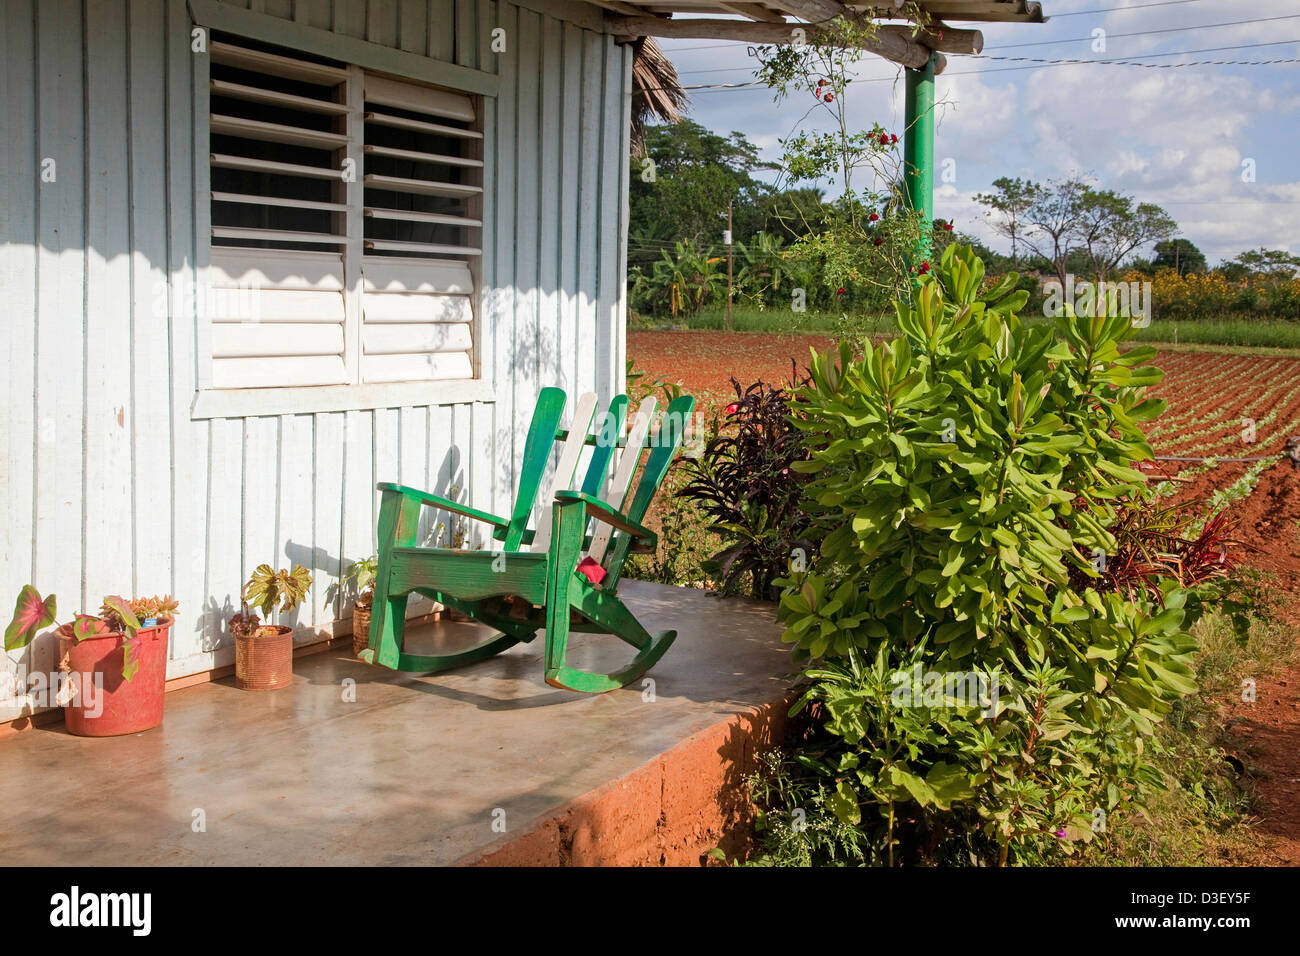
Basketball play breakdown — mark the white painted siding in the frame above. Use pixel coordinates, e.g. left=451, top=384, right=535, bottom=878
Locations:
left=0, top=0, right=631, bottom=720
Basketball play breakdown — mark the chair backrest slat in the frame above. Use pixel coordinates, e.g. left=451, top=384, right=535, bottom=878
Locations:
left=532, top=392, right=598, bottom=552
left=580, top=395, right=628, bottom=499
left=586, top=397, right=657, bottom=565
left=503, top=387, right=568, bottom=551
left=602, top=393, right=696, bottom=589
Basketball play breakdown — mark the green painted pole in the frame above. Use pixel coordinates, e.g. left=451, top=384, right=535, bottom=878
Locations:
left=904, top=52, right=938, bottom=265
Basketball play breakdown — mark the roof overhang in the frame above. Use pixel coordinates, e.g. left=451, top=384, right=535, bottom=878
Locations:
left=581, top=1, right=1047, bottom=74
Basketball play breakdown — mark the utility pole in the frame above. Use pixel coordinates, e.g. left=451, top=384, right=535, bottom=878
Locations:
left=725, top=200, right=734, bottom=332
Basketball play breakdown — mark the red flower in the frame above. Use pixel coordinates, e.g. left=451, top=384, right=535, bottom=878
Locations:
left=724, top=403, right=738, bottom=415
left=869, top=212, right=880, bottom=222
left=919, top=260, right=931, bottom=274
left=890, top=133, right=898, bottom=143
left=836, top=287, right=846, bottom=296
left=879, top=133, right=889, bottom=145
left=873, top=237, right=883, bottom=246
left=823, top=92, right=834, bottom=103
left=942, top=222, right=953, bottom=232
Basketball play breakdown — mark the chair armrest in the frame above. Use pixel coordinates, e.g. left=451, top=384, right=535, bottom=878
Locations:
left=554, top=491, right=656, bottom=546
left=377, top=483, right=508, bottom=530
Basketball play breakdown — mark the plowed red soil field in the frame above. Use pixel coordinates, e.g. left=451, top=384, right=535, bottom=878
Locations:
left=630, top=330, right=1300, bottom=864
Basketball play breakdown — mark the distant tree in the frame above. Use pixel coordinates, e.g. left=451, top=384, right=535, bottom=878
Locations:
left=1017, top=176, right=1090, bottom=288
left=1075, top=187, right=1177, bottom=279
left=977, top=176, right=1179, bottom=284
left=629, top=120, right=773, bottom=247
left=1148, top=238, right=1207, bottom=275
left=975, top=177, right=1042, bottom=266
left=1219, top=247, right=1300, bottom=282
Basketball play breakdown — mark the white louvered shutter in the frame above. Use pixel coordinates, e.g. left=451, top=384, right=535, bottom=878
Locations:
left=360, top=74, right=482, bottom=383
left=208, top=38, right=350, bottom=387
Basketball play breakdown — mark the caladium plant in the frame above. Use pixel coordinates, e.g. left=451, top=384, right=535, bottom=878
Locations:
left=3, top=588, right=173, bottom=681
left=4, top=586, right=57, bottom=652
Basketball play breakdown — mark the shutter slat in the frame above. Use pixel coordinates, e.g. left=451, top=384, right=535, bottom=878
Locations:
left=211, top=153, right=343, bottom=181
left=209, top=289, right=346, bottom=323
left=363, top=292, right=472, bottom=323
left=214, top=192, right=350, bottom=213
left=362, top=323, right=473, bottom=355
left=363, top=74, right=474, bottom=122
left=211, top=249, right=345, bottom=292
left=210, top=41, right=348, bottom=85
left=213, top=225, right=347, bottom=245
left=364, top=111, right=482, bottom=140
left=213, top=323, right=345, bottom=358
left=363, top=239, right=481, bottom=256
left=361, top=351, right=474, bottom=384
left=211, top=114, right=349, bottom=150
left=211, top=79, right=350, bottom=115
left=362, top=144, right=483, bottom=168
left=362, top=258, right=474, bottom=294
left=363, top=173, right=481, bottom=199
left=364, top=207, right=482, bottom=228
left=213, top=355, right=349, bottom=389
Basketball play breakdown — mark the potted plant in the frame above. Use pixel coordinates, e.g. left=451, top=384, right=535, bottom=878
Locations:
left=4, top=588, right=177, bottom=736
left=341, top=554, right=378, bottom=657
left=230, top=564, right=312, bottom=691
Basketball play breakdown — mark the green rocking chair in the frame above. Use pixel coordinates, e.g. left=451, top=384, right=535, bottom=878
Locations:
left=359, top=386, right=696, bottom=693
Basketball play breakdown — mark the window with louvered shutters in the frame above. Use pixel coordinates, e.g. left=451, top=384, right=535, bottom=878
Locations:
left=206, top=34, right=482, bottom=392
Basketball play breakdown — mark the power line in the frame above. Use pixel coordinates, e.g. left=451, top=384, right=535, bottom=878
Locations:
left=676, top=16, right=1300, bottom=78
left=1050, top=0, right=1209, bottom=17
left=968, top=39, right=1300, bottom=72
left=660, top=38, right=1300, bottom=93
left=967, top=13, right=1300, bottom=50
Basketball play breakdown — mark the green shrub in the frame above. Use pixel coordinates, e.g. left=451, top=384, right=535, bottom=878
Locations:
left=772, top=243, right=1217, bottom=865
left=679, top=376, right=817, bottom=599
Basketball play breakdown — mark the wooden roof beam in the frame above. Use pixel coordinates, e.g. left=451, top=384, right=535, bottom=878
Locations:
left=768, top=1, right=852, bottom=20
left=884, top=21, right=982, bottom=55
left=606, top=14, right=958, bottom=72
left=719, top=3, right=788, bottom=22
left=582, top=0, right=647, bottom=15
left=914, top=1, right=1045, bottom=24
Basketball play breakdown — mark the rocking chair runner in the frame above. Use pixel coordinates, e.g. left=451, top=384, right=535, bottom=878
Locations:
left=359, top=386, right=696, bottom=693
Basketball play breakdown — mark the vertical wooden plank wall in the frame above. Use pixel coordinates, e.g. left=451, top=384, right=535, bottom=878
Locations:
left=0, top=0, right=632, bottom=721
left=0, top=0, right=40, bottom=702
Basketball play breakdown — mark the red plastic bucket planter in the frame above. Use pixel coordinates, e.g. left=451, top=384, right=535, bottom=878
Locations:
left=56, top=621, right=170, bottom=737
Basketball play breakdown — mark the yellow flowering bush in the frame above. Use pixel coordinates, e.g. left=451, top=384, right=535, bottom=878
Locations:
left=1126, top=268, right=1300, bottom=320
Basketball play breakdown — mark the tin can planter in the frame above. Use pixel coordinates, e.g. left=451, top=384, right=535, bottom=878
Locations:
left=352, top=600, right=372, bottom=657
left=234, top=625, right=294, bottom=691
left=57, top=621, right=170, bottom=737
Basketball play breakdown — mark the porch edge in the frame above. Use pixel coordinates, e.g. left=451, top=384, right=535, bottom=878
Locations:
left=455, top=691, right=797, bottom=867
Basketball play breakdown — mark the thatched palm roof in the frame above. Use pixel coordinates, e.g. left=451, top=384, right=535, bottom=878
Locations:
left=630, top=37, right=687, bottom=155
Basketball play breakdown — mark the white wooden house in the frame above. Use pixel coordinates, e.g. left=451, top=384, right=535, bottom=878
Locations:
left=0, top=0, right=1038, bottom=722
left=0, top=0, right=635, bottom=720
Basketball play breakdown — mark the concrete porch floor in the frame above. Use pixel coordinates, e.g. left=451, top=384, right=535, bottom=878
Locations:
left=0, top=582, right=794, bottom=866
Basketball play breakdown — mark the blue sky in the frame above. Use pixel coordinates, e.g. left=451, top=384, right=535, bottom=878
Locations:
left=656, top=0, right=1300, bottom=265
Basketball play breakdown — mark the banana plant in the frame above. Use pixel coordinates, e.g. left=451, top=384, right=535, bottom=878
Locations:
left=650, top=240, right=726, bottom=316
left=734, top=232, right=788, bottom=306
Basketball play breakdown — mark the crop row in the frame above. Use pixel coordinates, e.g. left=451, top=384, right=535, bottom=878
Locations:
left=1152, top=377, right=1300, bottom=454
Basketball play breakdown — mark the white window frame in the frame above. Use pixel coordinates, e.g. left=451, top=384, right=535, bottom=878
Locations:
left=187, top=0, right=498, bottom=420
